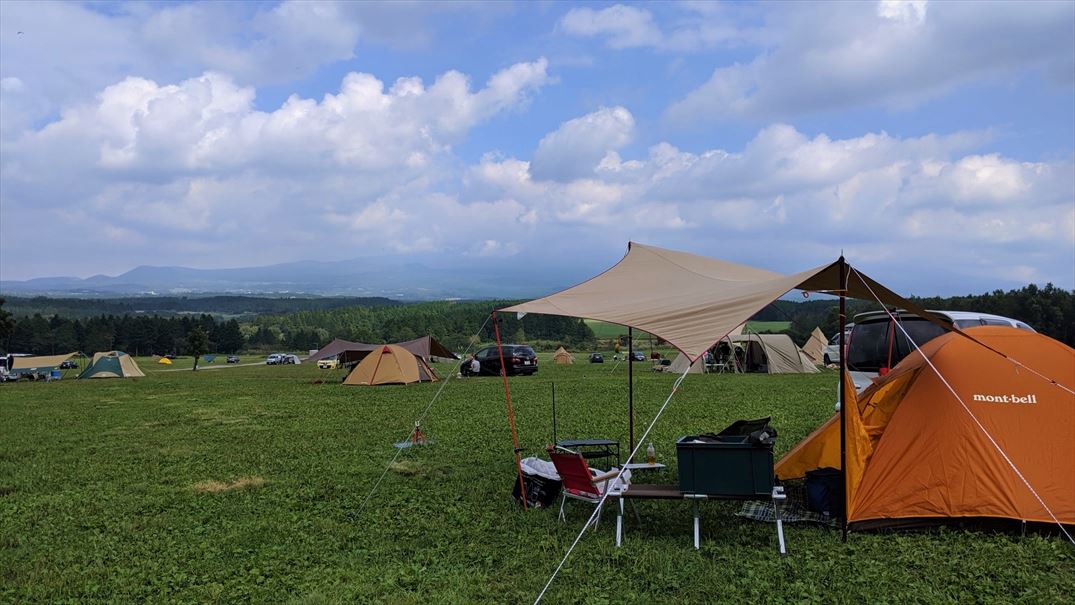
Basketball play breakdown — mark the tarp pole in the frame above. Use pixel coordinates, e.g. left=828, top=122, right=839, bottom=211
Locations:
left=838, top=256, right=848, bottom=542
left=493, top=311, right=528, bottom=509
left=628, top=326, right=634, bottom=452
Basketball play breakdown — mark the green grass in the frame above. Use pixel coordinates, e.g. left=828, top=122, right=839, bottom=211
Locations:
left=745, top=321, right=792, bottom=332
left=2, top=359, right=1071, bottom=603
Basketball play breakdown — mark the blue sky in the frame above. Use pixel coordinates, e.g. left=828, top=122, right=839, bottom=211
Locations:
left=1, top=0, right=1072, bottom=295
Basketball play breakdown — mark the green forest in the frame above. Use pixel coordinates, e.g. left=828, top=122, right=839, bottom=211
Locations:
left=1, top=283, right=1071, bottom=356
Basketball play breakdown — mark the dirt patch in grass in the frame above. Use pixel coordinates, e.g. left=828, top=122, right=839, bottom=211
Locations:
left=192, top=476, right=267, bottom=493
left=389, top=460, right=449, bottom=479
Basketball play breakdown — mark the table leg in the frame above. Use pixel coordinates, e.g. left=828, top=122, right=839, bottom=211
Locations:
left=616, top=498, right=623, bottom=547
left=693, top=500, right=700, bottom=549
left=773, top=486, right=787, bottom=555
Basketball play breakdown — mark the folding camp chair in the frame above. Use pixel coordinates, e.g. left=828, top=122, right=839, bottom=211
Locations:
left=547, top=446, right=630, bottom=529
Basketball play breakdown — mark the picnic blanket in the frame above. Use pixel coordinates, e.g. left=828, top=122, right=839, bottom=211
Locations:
left=736, top=499, right=837, bottom=526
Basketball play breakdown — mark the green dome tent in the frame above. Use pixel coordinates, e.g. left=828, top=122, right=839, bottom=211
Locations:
left=78, top=351, right=145, bottom=379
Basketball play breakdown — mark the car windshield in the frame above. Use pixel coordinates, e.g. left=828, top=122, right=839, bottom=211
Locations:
left=848, top=317, right=949, bottom=372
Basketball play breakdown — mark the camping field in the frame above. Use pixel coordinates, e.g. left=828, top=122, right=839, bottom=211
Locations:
left=2, top=356, right=1072, bottom=603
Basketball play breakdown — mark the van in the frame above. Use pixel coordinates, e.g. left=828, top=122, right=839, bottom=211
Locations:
left=845, top=310, right=1034, bottom=392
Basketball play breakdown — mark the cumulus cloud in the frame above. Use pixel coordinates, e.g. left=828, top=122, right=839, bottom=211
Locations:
left=529, top=106, right=635, bottom=182
left=665, top=1, right=1075, bottom=123
left=0, top=0, right=493, bottom=139
left=463, top=121, right=1074, bottom=290
left=0, top=61, right=552, bottom=276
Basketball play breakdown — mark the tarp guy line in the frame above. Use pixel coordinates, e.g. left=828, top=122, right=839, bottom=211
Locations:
left=533, top=363, right=693, bottom=604
left=854, top=268, right=1074, bottom=544
left=350, top=315, right=491, bottom=520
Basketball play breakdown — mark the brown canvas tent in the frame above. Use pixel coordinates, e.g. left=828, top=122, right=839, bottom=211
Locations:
left=776, top=327, right=1075, bottom=530
left=802, top=327, right=827, bottom=365
left=552, top=347, right=575, bottom=364
left=308, top=336, right=458, bottom=363
left=342, top=345, right=439, bottom=386
left=718, top=333, right=819, bottom=374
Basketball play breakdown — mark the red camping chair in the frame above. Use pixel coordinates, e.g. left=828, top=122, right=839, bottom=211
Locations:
left=547, top=446, right=625, bottom=528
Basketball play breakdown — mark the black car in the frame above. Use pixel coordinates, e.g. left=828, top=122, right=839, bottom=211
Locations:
left=629, top=351, right=645, bottom=362
left=589, top=352, right=604, bottom=363
left=226, top=355, right=240, bottom=364
left=59, top=360, right=78, bottom=369
left=462, top=345, right=538, bottom=376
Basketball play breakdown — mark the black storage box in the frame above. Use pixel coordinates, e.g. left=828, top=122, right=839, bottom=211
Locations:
left=512, top=472, right=561, bottom=509
left=676, top=424, right=775, bottom=497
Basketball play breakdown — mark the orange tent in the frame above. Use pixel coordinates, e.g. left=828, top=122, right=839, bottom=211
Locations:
left=343, top=345, right=439, bottom=386
left=777, top=326, right=1075, bottom=530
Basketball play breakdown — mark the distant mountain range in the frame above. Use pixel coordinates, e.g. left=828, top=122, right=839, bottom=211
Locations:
left=0, top=256, right=593, bottom=300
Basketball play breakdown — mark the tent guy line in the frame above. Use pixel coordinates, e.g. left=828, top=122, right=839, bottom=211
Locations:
left=533, top=362, right=694, bottom=605
left=854, top=268, right=1074, bottom=544
left=349, top=315, right=491, bottom=521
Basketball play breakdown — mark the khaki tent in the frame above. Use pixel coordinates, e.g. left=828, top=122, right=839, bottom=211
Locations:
left=79, top=351, right=145, bottom=379
left=666, top=352, right=705, bottom=374
left=343, top=345, right=439, bottom=386
left=552, top=347, right=575, bottom=364
left=802, top=327, right=827, bottom=365
left=716, top=333, right=818, bottom=374
left=776, top=327, right=1074, bottom=530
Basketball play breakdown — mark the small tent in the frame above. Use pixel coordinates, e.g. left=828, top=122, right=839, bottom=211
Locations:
left=801, top=327, right=828, bottom=365
left=716, top=333, right=818, bottom=374
left=665, top=352, right=705, bottom=374
left=552, top=347, right=575, bottom=364
left=79, top=351, right=145, bottom=379
left=158, top=357, right=172, bottom=365
left=776, top=327, right=1074, bottom=530
left=343, top=345, right=439, bottom=386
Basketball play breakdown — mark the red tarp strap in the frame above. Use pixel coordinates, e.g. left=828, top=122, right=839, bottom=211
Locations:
left=494, top=311, right=528, bottom=509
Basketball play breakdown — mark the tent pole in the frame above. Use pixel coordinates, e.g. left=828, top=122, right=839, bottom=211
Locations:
left=628, top=326, right=634, bottom=453
left=839, top=256, right=848, bottom=542
left=493, top=311, right=528, bottom=509
left=551, top=382, right=557, bottom=445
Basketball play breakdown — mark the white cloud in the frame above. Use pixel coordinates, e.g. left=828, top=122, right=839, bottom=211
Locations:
left=665, top=1, right=1075, bottom=123
left=529, top=106, right=635, bottom=182
left=558, top=3, right=752, bottom=51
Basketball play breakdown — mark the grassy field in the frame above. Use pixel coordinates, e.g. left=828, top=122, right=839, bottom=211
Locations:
left=2, top=354, right=1072, bottom=603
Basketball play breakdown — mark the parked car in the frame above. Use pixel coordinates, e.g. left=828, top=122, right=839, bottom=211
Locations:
left=846, top=310, right=1033, bottom=392
left=226, top=355, right=240, bottom=364
left=822, top=324, right=853, bottom=366
left=461, top=344, right=538, bottom=376
left=59, top=360, right=79, bottom=369
left=629, top=351, right=645, bottom=362
left=266, top=353, right=283, bottom=365
left=317, top=358, right=339, bottom=369
left=589, top=352, right=604, bottom=363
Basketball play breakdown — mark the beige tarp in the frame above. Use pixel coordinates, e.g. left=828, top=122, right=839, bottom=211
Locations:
left=10, top=352, right=77, bottom=370
left=503, top=242, right=949, bottom=361
left=552, top=347, right=574, bottom=364
left=802, top=327, right=828, bottom=365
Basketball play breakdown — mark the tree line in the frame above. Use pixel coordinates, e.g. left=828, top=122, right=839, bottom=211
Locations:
left=0, top=310, right=245, bottom=356
left=1, top=283, right=1070, bottom=356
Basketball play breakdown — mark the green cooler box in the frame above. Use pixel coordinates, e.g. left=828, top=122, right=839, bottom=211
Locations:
left=676, top=434, right=774, bottom=497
